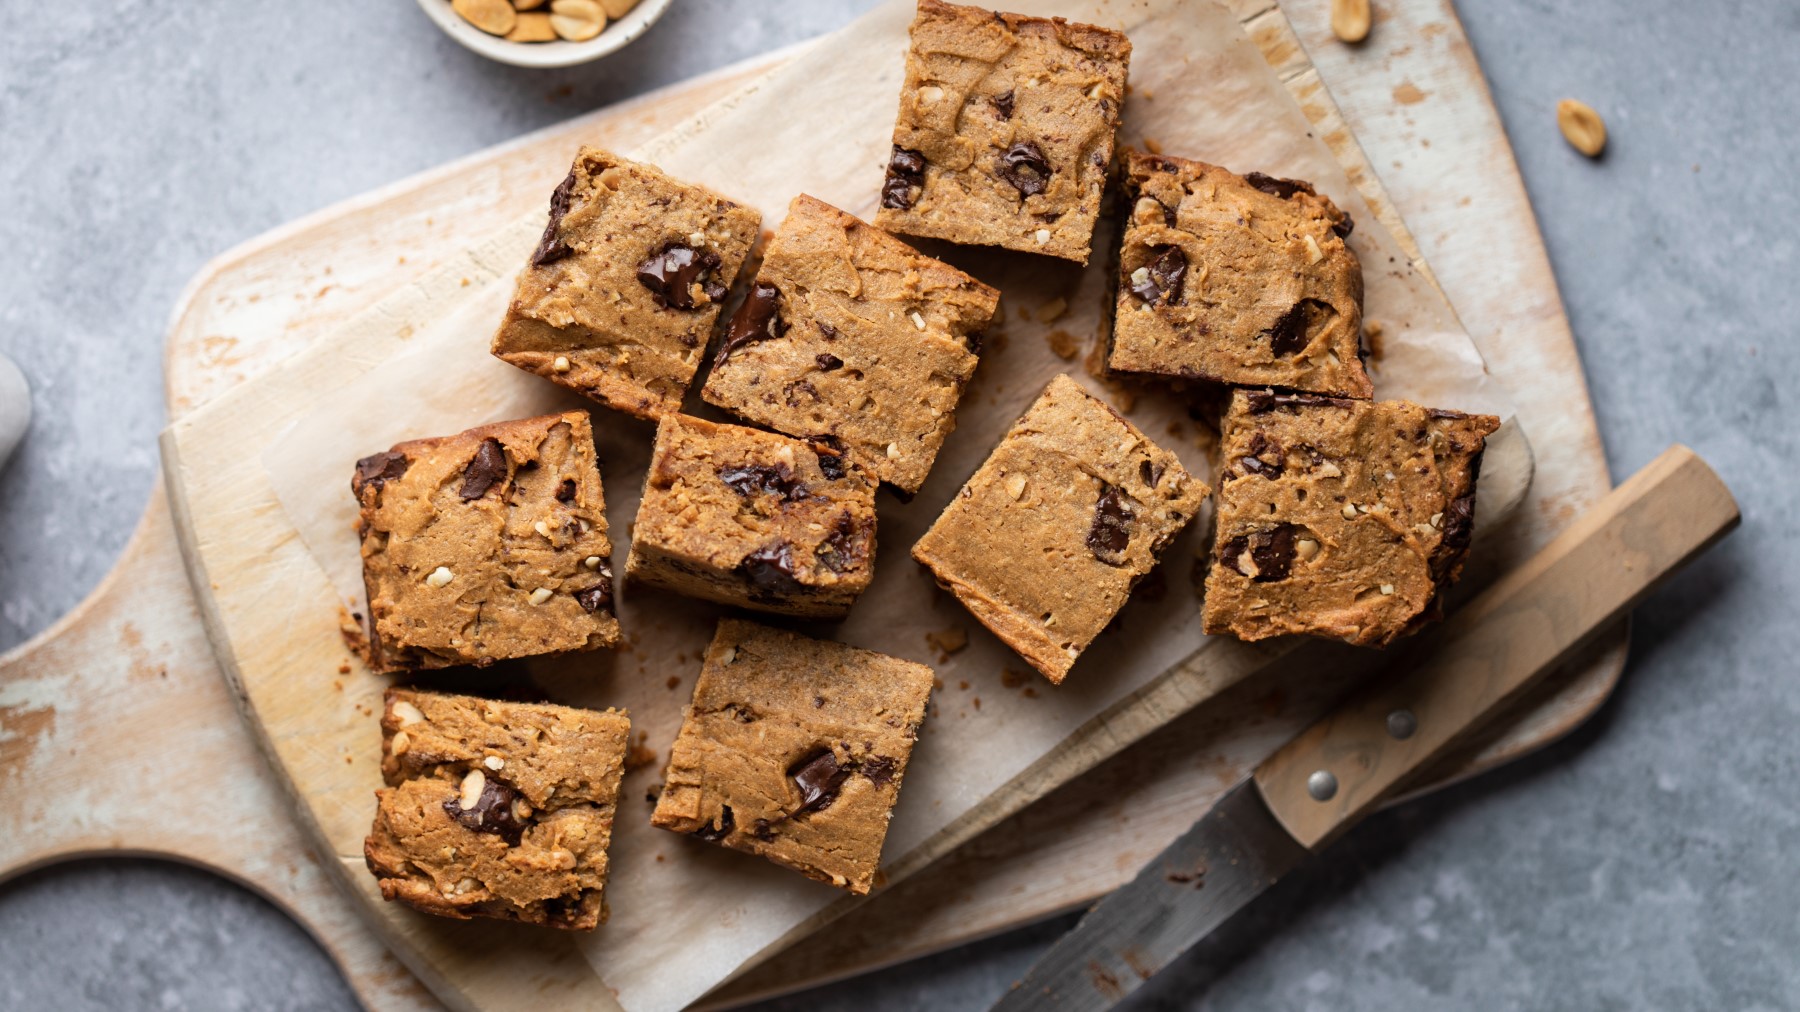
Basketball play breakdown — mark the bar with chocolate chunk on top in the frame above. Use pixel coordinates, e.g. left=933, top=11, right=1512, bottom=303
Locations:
left=363, top=688, right=629, bottom=930
left=1201, top=389, right=1500, bottom=646
left=650, top=619, right=934, bottom=894
left=492, top=146, right=761, bottom=420
left=352, top=410, right=619, bottom=672
left=702, top=194, right=999, bottom=495
left=872, top=0, right=1131, bottom=264
left=911, top=375, right=1210, bottom=683
left=1107, top=150, right=1372, bottom=398
left=625, top=414, right=879, bottom=619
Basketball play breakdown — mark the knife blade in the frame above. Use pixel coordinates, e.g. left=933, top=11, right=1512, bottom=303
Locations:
left=992, top=445, right=1738, bottom=1010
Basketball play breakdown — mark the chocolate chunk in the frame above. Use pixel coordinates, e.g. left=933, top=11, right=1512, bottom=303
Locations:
left=555, top=478, right=577, bottom=502
left=739, top=541, right=805, bottom=599
left=458, top=439, right=508, bottom=501
left=1263, top=299, right=1330, bottom=357
left=817, top=321, right=840, bottom=341
left=882, top=146, right=927, bottom=210
left=353, top=451, right=410, bottom=496
left=530, top=169, right=578, bottom=267
left=1221, top=523, right=1300, bottom=582
left=1244, top=390, right=1353, bottom=414
left=576, top=567, right=614, bottom=614
left=815, top=513, right=867, bottom=574
left=816, top=353, right=844, bottom=371
left=1243, top=171, right=1314, bottom=200
left=998, top=141, right=1052, bottom=198
left=1439, top=493, right=1476, bottom=554
left=860, top=755, right=899, bottom=788
left=1239, top=432, right=1285, bottom=478
left=1087, top=483, right=1134, bottom=566
left=717, top=281, right=788, bottom=364
left=752, top=818, right=777, bottom=841
left=1129, top=245, right=1187, bottom=306
left=636, top=242, right=725, bottom=310
left=443, top=775, right=527, bottom=843
left=1139, top=459, right=1165, bottom=489
left=992, top=89, right=1015, bottom=119
left=789, top=749, right=851, bottom=814
left=1332, top=212, right=1355, bottom=239
left=694, top=805, right=734, bottom=842
left=719, top=462, right=804, bottom=500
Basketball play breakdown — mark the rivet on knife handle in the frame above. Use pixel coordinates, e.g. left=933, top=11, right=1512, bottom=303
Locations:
left=1254, top=445, right=1738, bottom=851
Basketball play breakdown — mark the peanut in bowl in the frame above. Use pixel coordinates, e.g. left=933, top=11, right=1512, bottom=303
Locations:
left=415, top=0, right=673, bottom=68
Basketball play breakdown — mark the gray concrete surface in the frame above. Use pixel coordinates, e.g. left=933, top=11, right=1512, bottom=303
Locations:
left=0, top=1, right=1794, bottom=1009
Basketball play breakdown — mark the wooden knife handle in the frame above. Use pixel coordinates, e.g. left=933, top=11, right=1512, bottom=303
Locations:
left=1255, top=445, right=1738, bottom=850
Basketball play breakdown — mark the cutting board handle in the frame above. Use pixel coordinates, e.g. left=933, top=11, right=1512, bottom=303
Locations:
left=1255, top=445, right=1738, bottom=850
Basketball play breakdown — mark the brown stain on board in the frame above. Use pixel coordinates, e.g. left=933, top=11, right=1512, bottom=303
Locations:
left=1393, top=81, right=1430, bottom=106
left=1088, top=961, right=1125, bottom=1000
left=1, top=704, right=56, bottom=772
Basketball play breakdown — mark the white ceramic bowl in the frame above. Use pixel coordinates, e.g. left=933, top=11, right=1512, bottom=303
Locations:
left=415, top=0, right=674, bottom=69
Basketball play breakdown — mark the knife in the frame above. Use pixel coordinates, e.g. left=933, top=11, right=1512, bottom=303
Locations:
left=992, top=444, right=1739, bottom=1010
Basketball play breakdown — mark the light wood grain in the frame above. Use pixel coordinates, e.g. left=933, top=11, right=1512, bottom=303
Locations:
left=1257, top=446, right=1737, bottom=849
left=1, top=2, right=1628, bottom=1010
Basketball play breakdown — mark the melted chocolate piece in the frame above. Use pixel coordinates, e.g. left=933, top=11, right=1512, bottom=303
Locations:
left=992, top=89, right=1015, bottom=119
left=860, top=755, right=899, bottom=788
left=739, top=542, right=805, bottom=599
left=576, top=566, right=614, bottom=614
left=443, top=775, right=527, bottom=843
left=882, top=146, right=927, bottom=210
left=816, top=353, right=843, bottom=371
left=716, top=282, right=788, bottom=364
left=1129, top=245, right=1187, bottom=306
left=694, top=805, right=734, bottom=842
left=635, top=242, right=724, bottom=310
left=1221, top=523, right=1300, bottom=582
left=1332, top=212, right=1355, bottom=239
left=353, top=451, right=410, bottom=496
left=1439, top=493, right=1476, bottom=555
left=817, top=321, right=840, bottom=341
left=1243, top=171, right=1313, bottom=200
left=719, top=462, right=804, bottom=500
left=789, top=749, right=851, bottom=813
left=1263, top=299, right=1330, bottom=357
left=555, top=478, right=577, bottom=503
left=458, top=439, right=508, bottom=501
left=1239, top=432, right=1285, bottom=478
left=1087, top=484, right=1134, bottom=566
left=998, top=141, right=1052, bottom=198
left=810, top=435, right=848, bottom=481
left=531, top=169, right=578, bottom=267
left=1139, top=459, right=1165, bottom=489
left=814, top=513, right=867, bottom=574
left=1243, top=390, right=1353, bottom=414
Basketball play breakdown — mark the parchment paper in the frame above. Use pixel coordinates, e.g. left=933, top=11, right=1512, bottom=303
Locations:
left=264, top=1, right=1515, bottom=1008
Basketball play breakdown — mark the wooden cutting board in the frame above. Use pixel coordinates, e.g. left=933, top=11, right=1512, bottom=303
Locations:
left=2, top=1, right=1621, bottom=1009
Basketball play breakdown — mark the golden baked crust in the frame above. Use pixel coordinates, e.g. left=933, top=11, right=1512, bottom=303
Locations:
left=1201, top=390, right=1500, bottom=646
left=702, top=194, right=998, bottom=494
left=873, top=0, right=1131, bottom=263
left=624, top=413, right=879, bottom=619
left=492, top=147, right=761, bottom=419
left=912, top=375, right=1211, bottom=683
left=352, top=410, right=619, bottom=672
left=364, top=688, right=629, bottom=930
left=650, top=620, right=934, bottom=895
left=1107, top=150, right=1372, bottom=398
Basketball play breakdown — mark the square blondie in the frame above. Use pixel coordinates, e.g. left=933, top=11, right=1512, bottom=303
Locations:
left=873, top=0, right=1131, bottom=264
left=352, top=410, right=619, bottom=672
left=492, top=147, right=761, bottom=419
left=364, top=688, right=630, bottom=930
left=625, top=414, right=879, bottom=619
left=1107, top=151, right=1373, bottom=398
left=1201, top=390, right=1501, bottom=646
left=702, top=194, right=999, bottom=494
left=650, top=620, right=934, bottom=895
left=912, top=375, right=1210, bottom=683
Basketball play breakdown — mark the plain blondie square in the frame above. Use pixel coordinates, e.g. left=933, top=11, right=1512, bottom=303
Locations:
left=873, top=0, right=1131, bottom=263
left=352, top=410, right=619, bottom=672
left=624, top=414, right=879, bottom=619
left=650, top=620, right=934, bottom=895
left=1107, top=150, right=1373, bottom=399
left=911, top=375, right=1210, bottom=683
left=492, top=147, right=761, bottom=419
left=702, top=194, right=999, bottom=494
left=1200, top=390, right=1501, bottom=646
left=364, top=688, right=630, bottom=930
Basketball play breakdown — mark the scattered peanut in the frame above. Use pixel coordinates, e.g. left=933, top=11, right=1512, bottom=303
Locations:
left=1331, top=0, right=1371, bottom=44
left=452, top=0, right=517, bottom=36
left=550, top=0, right=606, bottom=42
left=1557, top=99, right=1607, bottom=157
left=507, top=12, right=557, bottom=41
